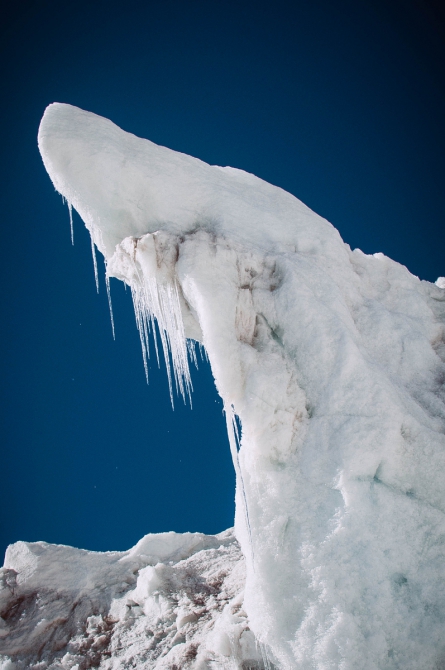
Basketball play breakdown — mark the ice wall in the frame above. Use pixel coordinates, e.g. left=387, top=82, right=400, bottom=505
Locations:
left=37, top=103, right=445, bottom=669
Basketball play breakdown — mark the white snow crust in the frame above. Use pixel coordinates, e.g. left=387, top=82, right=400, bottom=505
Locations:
left=4, top=102, right=445, bottom=669
left=0, top=530, right=256, bottom=669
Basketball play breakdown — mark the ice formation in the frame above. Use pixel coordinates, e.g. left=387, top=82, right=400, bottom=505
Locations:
left=2, top=103, right=445, bottom=669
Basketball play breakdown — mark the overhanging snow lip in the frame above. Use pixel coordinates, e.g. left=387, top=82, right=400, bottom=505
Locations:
left=38, top=102, right=342, bottom=262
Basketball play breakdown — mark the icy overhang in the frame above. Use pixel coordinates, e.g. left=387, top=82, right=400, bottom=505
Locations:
left=38, top=102, right=341, bottom=260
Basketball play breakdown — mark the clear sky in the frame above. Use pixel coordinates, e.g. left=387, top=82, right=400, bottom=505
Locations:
left=1, top=0, right=444, bottom=559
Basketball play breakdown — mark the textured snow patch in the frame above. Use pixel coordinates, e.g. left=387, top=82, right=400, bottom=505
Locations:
left=0, top=530, right=270, bottom=669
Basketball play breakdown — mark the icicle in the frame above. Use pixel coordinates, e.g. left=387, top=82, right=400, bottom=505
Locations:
left=105, top=273, right=115, bottom=339
left=118, top=237, right=196, bottom=407
left=90, top=235, right=99, bottom=293
left=150, top=312, right=160, bottom=368
left=131, top=284, right=150, bottom=382
left=68, top=202, right=74, bottom=245
left=128, top=264, right=193, bottom=408
left=224, top=404, right=255, bottom=568
left=198, top=342, right=209, bottom=362
left=187, top=339, right=198, bottom=369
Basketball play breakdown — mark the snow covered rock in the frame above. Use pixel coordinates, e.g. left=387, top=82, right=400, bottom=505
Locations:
left=4, top=102, right=445, bottom=669
left=0, top=530, right=263, bottom=669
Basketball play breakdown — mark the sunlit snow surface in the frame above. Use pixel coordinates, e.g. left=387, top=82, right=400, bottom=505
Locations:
left=2, top=103, right=445, bottom=669
left=0, top=531, right=252, bottom=669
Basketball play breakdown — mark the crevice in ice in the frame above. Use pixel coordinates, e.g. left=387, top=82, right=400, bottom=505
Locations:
left=253, top=314, right=284, bottom=352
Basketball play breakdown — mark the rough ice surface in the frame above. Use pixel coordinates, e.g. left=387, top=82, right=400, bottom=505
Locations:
left=2, top=103, right=445, bottom=669
left=0, top=531, right=251, bottom=669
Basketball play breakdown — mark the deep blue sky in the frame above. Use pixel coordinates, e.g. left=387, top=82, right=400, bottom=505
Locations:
left=1, top=0, right=444, bottom=559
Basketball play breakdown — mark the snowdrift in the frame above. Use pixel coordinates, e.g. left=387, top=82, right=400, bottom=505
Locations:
left=2, top=103, right=445, bottom=669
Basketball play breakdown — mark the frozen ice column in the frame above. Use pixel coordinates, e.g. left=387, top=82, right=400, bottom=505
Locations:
left=39, top=103, right=445, bottom=670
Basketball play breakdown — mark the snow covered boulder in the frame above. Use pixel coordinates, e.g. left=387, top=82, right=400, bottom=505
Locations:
left=0, top=530, right=249, bottom=669
left=6, top=102, right=444, bottom=669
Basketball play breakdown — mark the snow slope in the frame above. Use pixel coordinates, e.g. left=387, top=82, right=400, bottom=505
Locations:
left=4, top=102, right=445, bottom=669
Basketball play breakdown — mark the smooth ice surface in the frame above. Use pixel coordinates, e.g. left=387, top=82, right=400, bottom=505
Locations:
left=9, top=102, right=445, bottom=668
